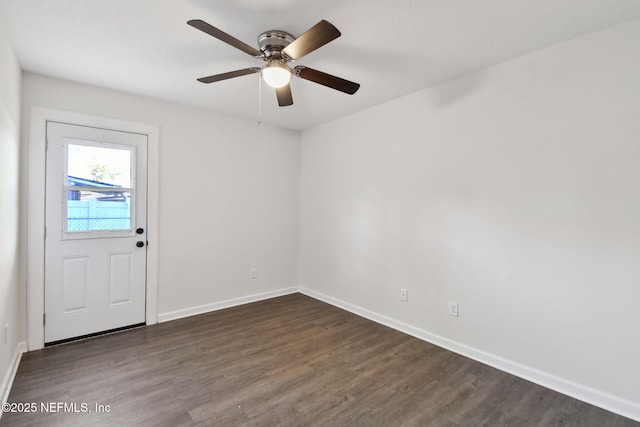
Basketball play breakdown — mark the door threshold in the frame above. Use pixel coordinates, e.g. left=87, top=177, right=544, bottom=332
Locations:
left=45, top=323, right=146, bottom=347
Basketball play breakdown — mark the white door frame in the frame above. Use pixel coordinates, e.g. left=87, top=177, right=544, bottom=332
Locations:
left=27, top=106, right=160, bottom=350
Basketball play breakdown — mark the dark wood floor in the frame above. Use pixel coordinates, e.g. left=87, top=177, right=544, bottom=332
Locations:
left=2, top=294, right=636, bottom=426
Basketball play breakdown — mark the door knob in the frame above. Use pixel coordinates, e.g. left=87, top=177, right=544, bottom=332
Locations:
left=136, top=241, right=145, bottom=248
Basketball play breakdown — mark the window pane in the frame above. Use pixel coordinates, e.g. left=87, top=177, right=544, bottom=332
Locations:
left=67, top=143, right=131, bottom=187
left=67, top=190, right=131, bottom=231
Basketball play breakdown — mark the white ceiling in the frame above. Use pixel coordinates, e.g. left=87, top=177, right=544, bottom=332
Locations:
left=1, top=0, right=640, bottom=131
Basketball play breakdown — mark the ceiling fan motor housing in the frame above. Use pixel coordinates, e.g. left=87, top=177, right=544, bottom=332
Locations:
left=258, top=30, right=295, bottom=60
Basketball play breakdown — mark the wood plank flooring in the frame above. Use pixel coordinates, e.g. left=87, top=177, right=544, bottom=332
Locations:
left=2, top=294, right=637, bottom=426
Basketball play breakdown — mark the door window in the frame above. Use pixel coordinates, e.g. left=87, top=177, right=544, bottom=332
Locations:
left=62, top=139, right=137, bottom=238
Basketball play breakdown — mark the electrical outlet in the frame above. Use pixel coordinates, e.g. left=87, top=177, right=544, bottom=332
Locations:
left=249, top=268, right=257, bottom=279
left=448, top=302, right=459, bottom=317
left=400, top=288, right=408, bottom=302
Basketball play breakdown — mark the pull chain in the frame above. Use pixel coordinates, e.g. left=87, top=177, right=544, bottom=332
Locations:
left=257, top=71, right=262, bottom=126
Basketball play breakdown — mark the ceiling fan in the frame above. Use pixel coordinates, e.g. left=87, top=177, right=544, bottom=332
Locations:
left=187, top=19, right=360, bottom=107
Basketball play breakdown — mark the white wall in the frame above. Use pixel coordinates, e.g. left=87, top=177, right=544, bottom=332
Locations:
left=22, top=73, right=300, bottom=320
left=300, top=19, right=640, bottom=419
left=0, top=24, right=24, bottom=401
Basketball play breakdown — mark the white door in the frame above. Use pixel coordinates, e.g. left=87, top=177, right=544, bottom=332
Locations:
left=44, top=122, right=148, bottom=343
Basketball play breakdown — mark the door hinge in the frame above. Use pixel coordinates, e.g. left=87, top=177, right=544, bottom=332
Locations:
left=43, top=313, right=46, bottom=326
left=45, top=137, right=48, bottom=151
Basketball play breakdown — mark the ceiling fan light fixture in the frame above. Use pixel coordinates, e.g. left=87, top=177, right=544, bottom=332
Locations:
left=262, top=60, right=292, bottom=88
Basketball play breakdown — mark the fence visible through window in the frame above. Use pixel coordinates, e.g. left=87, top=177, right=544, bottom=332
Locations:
left=67, top=189, right=131, bottom=231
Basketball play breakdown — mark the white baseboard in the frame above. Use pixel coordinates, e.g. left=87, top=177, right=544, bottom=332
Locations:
left=1, top=341, right=27, bottom=410
left=299, top=287, right=640, bottom=422
left=157, top=287, right=298, bottom=323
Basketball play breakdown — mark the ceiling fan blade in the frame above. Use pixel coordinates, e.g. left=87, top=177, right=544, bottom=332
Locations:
left=282, top=20, right=341, bottom=60
left=197, top=67, right=261, bottom=83
left=294, top=66, right=360, bottom=94
left=188, top=19, right=263, bottom=58
left=276, top=84, right=294, bottom=107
